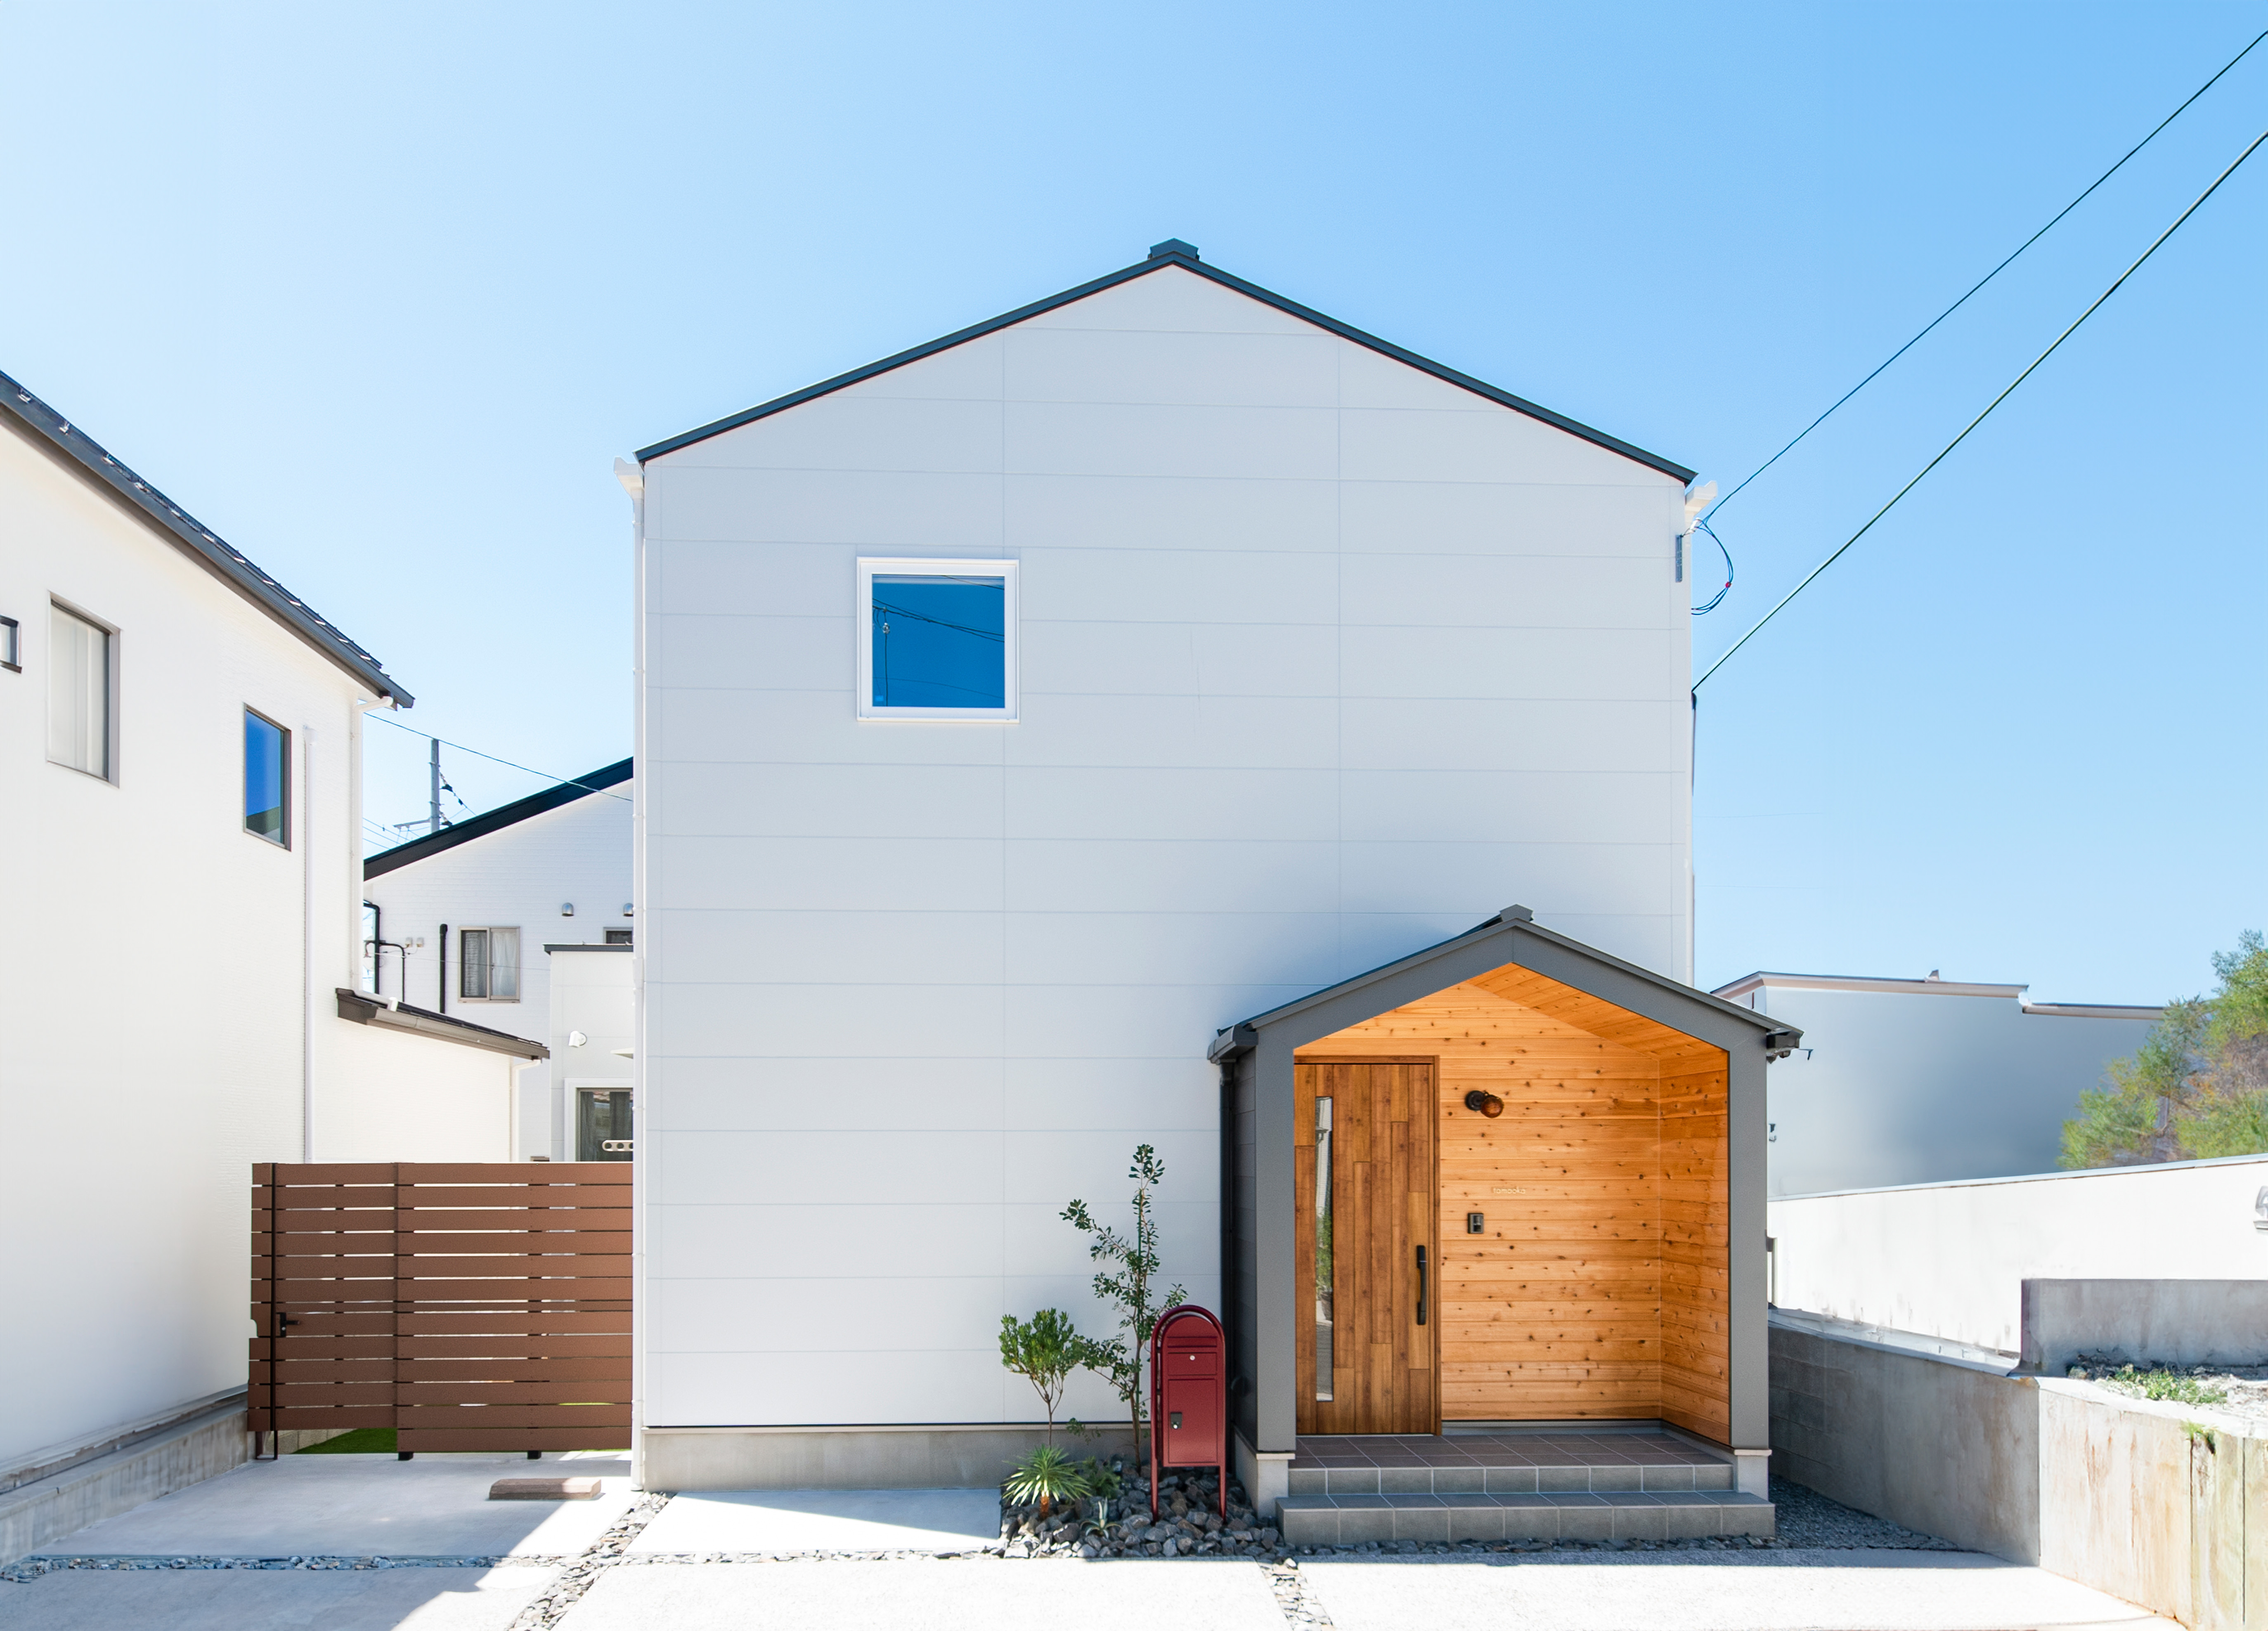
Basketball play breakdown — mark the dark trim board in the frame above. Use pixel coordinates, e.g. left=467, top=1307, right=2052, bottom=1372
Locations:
left=0, top=369, right=411, bottom=704
left=334, top=988, right=548, bottom=1059
left=636, top=246, right=1695, bottom=483
left=364, top=757, right=631, bottom=878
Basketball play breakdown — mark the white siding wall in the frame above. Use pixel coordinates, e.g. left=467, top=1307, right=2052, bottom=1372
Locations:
left=0, top=420, right=447, bottom=1468
left=364, top=790, right=636, bottom=1046
left=638, top=266, right=1693, bottom=1428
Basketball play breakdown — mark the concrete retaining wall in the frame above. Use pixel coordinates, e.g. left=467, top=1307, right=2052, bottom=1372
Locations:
left=2022, top=1279, right=2268, bottom=1373
left=1771, top=1314, right=2265, bottom=1628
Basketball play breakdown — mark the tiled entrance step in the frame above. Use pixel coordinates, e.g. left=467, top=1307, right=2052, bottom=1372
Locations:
left=1277, top=1430, right=1773, bottom=1545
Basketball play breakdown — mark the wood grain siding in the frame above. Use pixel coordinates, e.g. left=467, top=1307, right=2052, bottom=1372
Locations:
left=1658, top=1066, right=1730, bottom=1442
left=1297, top=968, right=1731, bottom=1438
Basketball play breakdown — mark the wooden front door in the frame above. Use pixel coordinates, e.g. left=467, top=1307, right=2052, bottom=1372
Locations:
left=1294, top=1060, right=1436, bottom=1434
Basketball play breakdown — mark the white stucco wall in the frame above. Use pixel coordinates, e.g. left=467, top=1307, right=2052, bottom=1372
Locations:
left=320, top=1019, right=520, bottom=1161
left=636, top=262, right=1695, bottom=1428
left=0, top=417, right=409, bottom=1468
left=547, top=946, right=636, bottom=1162
left=1732, top=982, right=2162, bottom=1196
left=1767, top=1155, right=2268, bottom=1354
left=362, top=785, right=635, bottom=1045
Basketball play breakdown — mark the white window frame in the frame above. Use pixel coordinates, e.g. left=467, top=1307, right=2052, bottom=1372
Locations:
left=457, top=925, right=522, bottom=1003
left=855, top=557, right=1018, bottom=722
left=47, top=598, right=118, bottom=783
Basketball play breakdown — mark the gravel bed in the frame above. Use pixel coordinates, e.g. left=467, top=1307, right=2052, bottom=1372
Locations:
left=2065, top=1354, right=2268, bottom=1425
left=996, top=1467, right=1957, bottom=1561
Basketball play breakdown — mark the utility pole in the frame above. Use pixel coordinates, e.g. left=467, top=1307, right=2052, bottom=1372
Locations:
left=429, top=737, right=443, bottom=835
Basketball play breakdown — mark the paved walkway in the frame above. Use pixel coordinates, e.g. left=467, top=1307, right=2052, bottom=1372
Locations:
left=0, top=1458, right=2178, bottom=1631
left=1303, top=1553, right=2176, bottom=1630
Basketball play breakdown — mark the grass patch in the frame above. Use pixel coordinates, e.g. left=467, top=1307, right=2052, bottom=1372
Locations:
left=297, top=1428, right=397, bottom=1454
left=2101, top=1366, right=2228, bottom=1406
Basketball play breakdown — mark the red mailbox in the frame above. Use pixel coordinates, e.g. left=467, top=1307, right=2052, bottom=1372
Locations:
left=1148, top=1303, right=1227, bottom=1519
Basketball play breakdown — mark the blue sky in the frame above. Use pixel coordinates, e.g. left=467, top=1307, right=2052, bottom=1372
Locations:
left=5, top=2, right=2260, bottom=1001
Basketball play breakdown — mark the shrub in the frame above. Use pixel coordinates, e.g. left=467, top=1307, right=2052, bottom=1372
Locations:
left=998, top=1308, right=1086, bottom=1445
left=1004, top=1443, right=1090, bottom=1518
left=1063, top=1144, right=1186, bottom=1447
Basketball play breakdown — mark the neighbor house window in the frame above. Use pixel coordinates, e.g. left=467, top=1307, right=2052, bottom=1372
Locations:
left=0, top=615, right=19, bottom=672
left=244, top=709, right=290, bottom=846
left=47, top=603, right=111, bottom=779
left=856, top=558, right=1017, bottom=720
left=459, top=927, right=520, bottom=1001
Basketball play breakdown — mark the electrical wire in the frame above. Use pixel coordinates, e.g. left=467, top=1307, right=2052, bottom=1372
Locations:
left=1691, top=520, right=1734, bottom=615
left=1695, top=122, right=2268, bottom=691
left=1699, top=26, right=2267, bottom=532
left=368, top=711, right=633, bottom=802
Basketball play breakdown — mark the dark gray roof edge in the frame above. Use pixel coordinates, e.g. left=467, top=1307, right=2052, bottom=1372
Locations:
left=0, top=371, right=412, bottom=704
left=544, top=942, right=633, bottom=953
left=364, top=757, right=632, bottom=878
left=333, top=987, right=549, bottom=1060
left=635, top=249, right=1696, bottom=484
left=1211, top=908, right=1787, bottom=1057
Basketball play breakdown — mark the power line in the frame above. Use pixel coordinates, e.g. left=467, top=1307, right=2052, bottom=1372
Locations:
left=1695, top=122, right=2268, bottom=691
left=1700, top=27, right=2267, bottom=532
left=368, top=711, right=633, bottom=802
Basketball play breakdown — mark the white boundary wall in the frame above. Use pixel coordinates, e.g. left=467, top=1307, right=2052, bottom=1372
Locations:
left=1768, top=1155, right=2268, bottom=1354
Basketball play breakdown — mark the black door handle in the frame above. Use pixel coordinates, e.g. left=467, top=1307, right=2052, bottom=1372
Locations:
left=1415, top=1245, right=1428, bottom=1326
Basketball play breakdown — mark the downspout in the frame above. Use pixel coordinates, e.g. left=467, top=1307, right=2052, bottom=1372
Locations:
left=439, top=924, right=449, bottom=1014
left=302, top=726, right=315, bottom=1162
left=615, top=454, right=649, bottom=1492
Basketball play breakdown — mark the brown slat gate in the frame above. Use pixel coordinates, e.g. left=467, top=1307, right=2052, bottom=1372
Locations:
left=251, top=1163, right=632, bottom=1453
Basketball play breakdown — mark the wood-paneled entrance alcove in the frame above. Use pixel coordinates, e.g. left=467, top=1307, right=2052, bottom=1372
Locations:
left=1218, top=907, right=1794, bottom=1498
left=1292, top=967, right=1730, bottom=1440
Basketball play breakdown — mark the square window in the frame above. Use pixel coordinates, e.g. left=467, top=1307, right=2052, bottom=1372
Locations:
left=244, top=708, right=290, bottom=846
left=48, top=603, right=111, bottom=779
left=856, top=558, right=1017, bottom=720
left=459, top=927, right=520, bottom=1001
left=0, top=616, right=19, bottom=671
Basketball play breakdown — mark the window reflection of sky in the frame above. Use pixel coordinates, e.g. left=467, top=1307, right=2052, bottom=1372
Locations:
left=871, top=575, right=1005, bottom=709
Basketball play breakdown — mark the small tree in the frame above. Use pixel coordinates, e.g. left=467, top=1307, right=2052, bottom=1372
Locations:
left=998, top=1309, right=1083, bottom=1444
left=1063, top=1143, right=1186, bottom=1449
left=2062, top=932, right=2268, bottom=1168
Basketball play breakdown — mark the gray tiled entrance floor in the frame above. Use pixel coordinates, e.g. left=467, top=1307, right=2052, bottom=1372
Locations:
left=1291, top=1431, right=1734, bottom=1494
left=1280, top=1430, right=1768, bottom=1545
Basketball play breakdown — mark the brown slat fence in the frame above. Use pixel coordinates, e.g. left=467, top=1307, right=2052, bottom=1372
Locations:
left=251, top=1163, right=631, bottom=1454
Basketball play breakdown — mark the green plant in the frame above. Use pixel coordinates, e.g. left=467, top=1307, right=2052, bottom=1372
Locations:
left=2064, top=933, right=2268, bottom=1168
left=999, top=1308, right=1086, bottom=1445
left=1076, top=1456, right=1125, bottom=1501
left=2181, top=1421, right=2218, bottom=1453
left=1064, top=1144, right=1187, bottom=1446
left=1003, top=1444, right=1090, bottom=1518
left=2102, top=1365, right=2228, bottom=1407
left=1315, top=1210, right=1333, bottom=1296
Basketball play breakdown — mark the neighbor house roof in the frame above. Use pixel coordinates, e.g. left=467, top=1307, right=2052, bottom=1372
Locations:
left=364, top=757, right=632, bottom=879
left=636, top=241, right=1696, bottom=483
left=1211, top=905, right=1793, bottom=1059
left=1712, top=970, right=2162, bottom=1022
left=0, top=369, right=411, bottom=704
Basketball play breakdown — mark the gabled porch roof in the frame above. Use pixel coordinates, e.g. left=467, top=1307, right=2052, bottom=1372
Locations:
left=1210, top=906, right=1800, bottom=1064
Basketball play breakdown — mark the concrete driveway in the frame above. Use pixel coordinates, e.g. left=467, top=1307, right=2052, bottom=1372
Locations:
left=1300, top=1553, right=2177, bottom=1631
left=36, top=1454, right=632, bottom=1559
left=3, top=1460, right=2178, bottom=1631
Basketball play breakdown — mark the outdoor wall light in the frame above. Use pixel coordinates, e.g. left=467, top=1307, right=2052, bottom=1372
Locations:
left=1464, top=1091, right=1504, bottom=1118
left=560, top=902, right=575, bottom=917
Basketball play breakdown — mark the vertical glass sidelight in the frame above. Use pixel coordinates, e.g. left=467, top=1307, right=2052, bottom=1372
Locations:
left=1314, top=1095, right=1334, bottom=1401
left=244, top=709, right=289, bottom=845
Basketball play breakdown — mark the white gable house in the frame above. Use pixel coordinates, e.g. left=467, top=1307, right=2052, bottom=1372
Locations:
left=628, top=243, right=1727, bottom=1498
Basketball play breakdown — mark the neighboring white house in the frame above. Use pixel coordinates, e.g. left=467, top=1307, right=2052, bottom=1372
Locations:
left=1712, top=971, right=2162, bottom=1197
left=0, top=370, right=537, bottom=1518
left=362, top=759, right=634, bottom=1159
left=627, top=240, right=1722, bottom=1492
